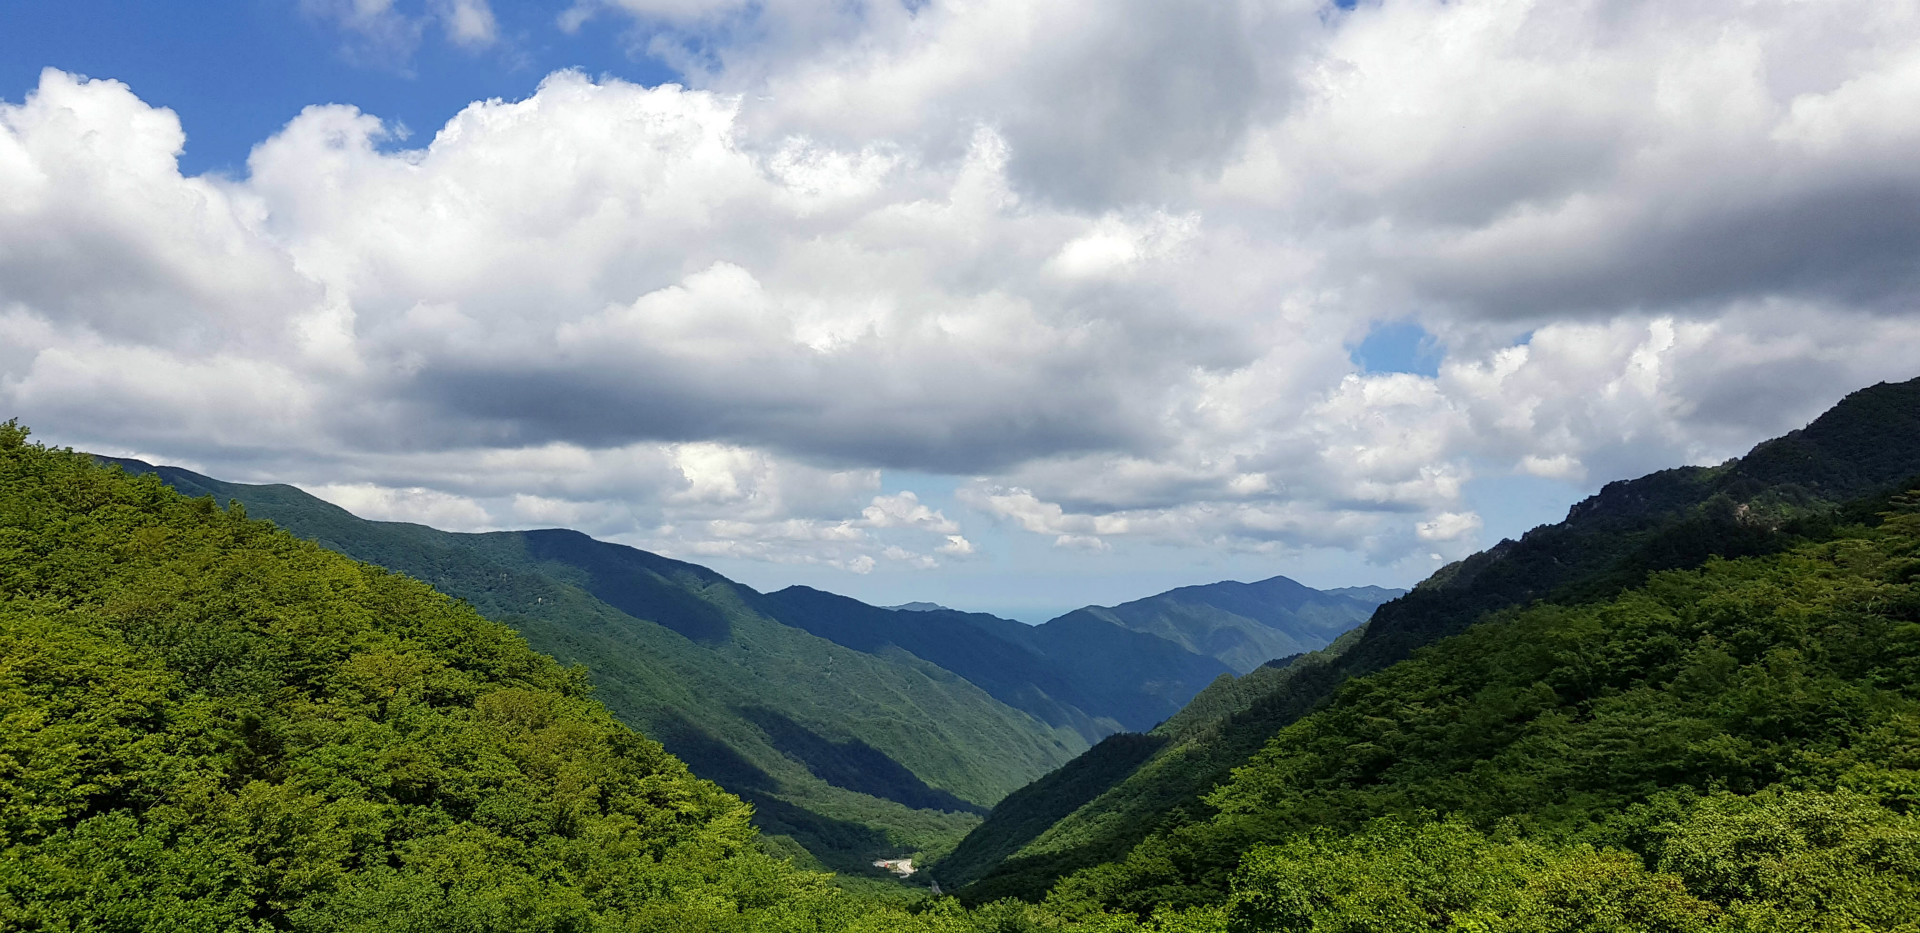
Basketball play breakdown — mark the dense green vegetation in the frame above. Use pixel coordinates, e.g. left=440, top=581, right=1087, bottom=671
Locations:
left=0, top=422, right=837, bottom=929
left=103, top=454, right=1393, bottom=879
left=100, top=458, right=1081, bottom=877
left=1026, top=490, right=1920, bottom=925
left=758, top=586, right=1214, bottom=742
left=10, top=423, right=1233, bottom=930
left=951, top=377, right=1920, bottom=899
left=939, top=635, right=1363, bottom=900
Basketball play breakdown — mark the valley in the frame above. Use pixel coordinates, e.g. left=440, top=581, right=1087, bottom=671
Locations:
left=94, top=456, right=1393, bottom=879
left=5, top=376, right=1920, bottom=930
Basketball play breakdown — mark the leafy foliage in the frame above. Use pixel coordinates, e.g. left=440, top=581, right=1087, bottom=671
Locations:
left=3, top=422, right=1219, bottom=932
left=1037, top=490, right=1920, bottom=923
left=0, top=422, right=820, bottom=929
left=1224, top=794, right=1920, bottom=933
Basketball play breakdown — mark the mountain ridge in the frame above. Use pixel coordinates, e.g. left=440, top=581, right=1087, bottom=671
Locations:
left=942, top=375, right=1920, bottom=901
left=1048, top=574, right=1399, bottom=675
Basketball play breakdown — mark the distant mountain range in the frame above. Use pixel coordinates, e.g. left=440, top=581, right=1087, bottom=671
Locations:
left=1048, top=576, right=1397, bottom=675
left=97, top=455, right=1392, bottom=874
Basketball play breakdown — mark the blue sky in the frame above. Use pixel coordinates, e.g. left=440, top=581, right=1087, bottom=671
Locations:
left=1, top=1, right=680, bottom=176
left=6, top=0, right=1907, bottom=621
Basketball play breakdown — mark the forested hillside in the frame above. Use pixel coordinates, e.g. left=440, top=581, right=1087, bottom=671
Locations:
left=0, top=423, right=871, bottom=929
left=947, top=377, right=1920, bottom=902
left=100, top=451, right=1391, bottom=883
left=1032, top=487, right=1920, bottom=928
left=4, top=421, right=1235, bottom=930
left=97, top=457, right=1083, bottom=877
left=755, top=586, right=1231, bottom=741
left=759, top=576, right=1394, bottom=740
left=936, top=631, right=1367, bottom=898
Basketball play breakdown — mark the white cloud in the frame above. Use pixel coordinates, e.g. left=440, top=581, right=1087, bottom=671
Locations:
left=433, top=0, right=499, bottom=47
left=1416, top=512, right=1483, bottom=543
left=303, top=0, right=499, bottom=63
left=860, top=491, right=961, bottom=534
left=306, top=482, right=496, bottom=530
left=8, top=0, right=1920, bottom=581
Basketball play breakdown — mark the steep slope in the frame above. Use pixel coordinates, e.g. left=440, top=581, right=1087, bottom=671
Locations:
left=758, top=587, right=1133, bottom=742
left=948, top=375, right=1920, bottom=899
left=936, top=638, right=1359, bottom=897
left=97, top=457, right=1086, bottom=876
left=0, top=424, right=851, bottom=929
left=1048, top=485, right=1920, bottom=920
left=1052, top=575, right=1398, bottom=674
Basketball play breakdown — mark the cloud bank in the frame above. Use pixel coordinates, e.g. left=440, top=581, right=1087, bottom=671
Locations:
left=5, top=0, right=1919, bottom=578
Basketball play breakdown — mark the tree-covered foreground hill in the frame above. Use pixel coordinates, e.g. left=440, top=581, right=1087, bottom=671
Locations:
left=1022, top=488, right=1920, bottom=929
left=0, top=422, right=818, bottom=930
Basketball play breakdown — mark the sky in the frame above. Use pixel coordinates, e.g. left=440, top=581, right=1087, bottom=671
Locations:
left=5, top=0, right=1920, bottom=621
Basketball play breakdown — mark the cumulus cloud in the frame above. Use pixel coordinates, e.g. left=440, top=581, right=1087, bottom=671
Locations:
left=861, top=492, right=962, bottom=534
left=307, top=482, right=497, bottom=530
left=6, top=0, right=1920, bottom=580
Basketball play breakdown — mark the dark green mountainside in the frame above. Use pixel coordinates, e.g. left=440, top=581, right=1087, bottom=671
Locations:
left=96, top=457, right=1083, bottom=877
left=758, top=587, right=1210, bottom=742
left=760, top=575, right=1396, bottom=742
left=944, top=376, right=1920, bottom=900
left=0, top=422, right=1225, bottom=931
left=1042, top=486, right=1920, bottom=927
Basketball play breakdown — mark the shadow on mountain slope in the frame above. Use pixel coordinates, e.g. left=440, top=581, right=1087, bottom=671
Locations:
left=742, top=706, right=985, bottom=815
left=520, top=528, right=736, bottom=644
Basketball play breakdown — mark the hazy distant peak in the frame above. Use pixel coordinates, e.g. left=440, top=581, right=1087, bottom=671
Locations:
left=888, top=601, right=954, bottom=613
left=1322, top=585, right=1408, bottom=603
left=1040, top=574, right=1399, bottom=675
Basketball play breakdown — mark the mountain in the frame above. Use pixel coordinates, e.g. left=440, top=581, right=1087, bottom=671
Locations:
left=762, top=575, right=1396, bottom=741
left=1048, top=575, right=1398, bottom=675
left=889, top=601, right=953, bottom=612
left=0, top=424, right=907, bottom=930
left=1041, top=482, right=1920, bottom=925
left=94, top=456, right=1085, bottom=877
left=935, top=636, right=1363, bottom=898
left=943, top=376, right=1920, bottom=900
left=761, top=587, right=1239, bottom=741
